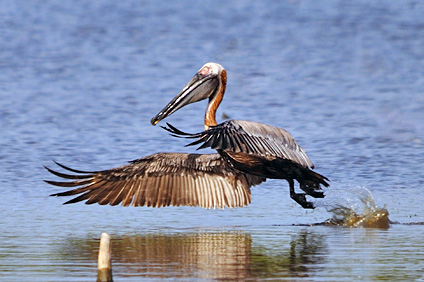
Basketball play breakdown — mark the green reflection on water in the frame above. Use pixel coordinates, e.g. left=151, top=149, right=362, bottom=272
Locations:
left=250, top=230, right=326, bottom=279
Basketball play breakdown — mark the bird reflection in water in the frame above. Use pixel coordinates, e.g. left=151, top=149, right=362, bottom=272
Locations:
left=59, top=231, right=327, bottom=280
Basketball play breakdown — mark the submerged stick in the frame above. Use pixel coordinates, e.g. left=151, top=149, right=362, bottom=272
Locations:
left=97, top=232, right=113, bottom=282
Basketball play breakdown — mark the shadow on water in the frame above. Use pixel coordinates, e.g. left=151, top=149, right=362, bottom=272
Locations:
left=58, top=230, right=327, bottom=280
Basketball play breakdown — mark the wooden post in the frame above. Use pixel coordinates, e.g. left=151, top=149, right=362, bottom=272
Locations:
left=97, top=232, right=113, bottom=282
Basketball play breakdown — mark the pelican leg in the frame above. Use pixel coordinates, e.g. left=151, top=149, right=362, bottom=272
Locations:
left=300, top=183, right=325, bottom=198
left=288, top=179, right=314, bottom=209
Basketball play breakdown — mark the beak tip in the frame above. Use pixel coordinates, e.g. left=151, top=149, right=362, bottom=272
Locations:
left=150, top=118, right=159, bottom=126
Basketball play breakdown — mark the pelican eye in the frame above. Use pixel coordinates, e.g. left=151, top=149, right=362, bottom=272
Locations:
left=199, top=66, right=211, bottom=76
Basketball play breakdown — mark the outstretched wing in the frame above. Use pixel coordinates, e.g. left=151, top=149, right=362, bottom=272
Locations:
left=163, top=120, right=314, bottom=168
left=45, top=153, right=265, bottom=209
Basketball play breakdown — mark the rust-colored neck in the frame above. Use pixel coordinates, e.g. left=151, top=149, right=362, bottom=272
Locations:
left=204, top=70, right=227, bottom=130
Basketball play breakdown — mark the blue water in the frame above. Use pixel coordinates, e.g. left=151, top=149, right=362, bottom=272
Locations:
left=1, top=1, right=424, bottom=281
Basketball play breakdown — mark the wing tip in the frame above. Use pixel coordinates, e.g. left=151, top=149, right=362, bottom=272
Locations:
left=52, top=161, right=94, bottom=174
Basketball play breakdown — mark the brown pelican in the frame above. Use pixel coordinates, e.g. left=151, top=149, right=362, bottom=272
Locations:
left=45, top=62, right=328, bottom=209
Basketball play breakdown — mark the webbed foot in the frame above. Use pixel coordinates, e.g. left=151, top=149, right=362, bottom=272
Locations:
left=291, top=192, right=315, bottom=209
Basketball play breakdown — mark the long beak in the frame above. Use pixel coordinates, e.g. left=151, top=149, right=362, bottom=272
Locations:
left=151, top=73, right=219, bottom=125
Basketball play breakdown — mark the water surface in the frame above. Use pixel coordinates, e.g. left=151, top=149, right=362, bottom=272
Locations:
left=1, top=1, right=424, bottom=281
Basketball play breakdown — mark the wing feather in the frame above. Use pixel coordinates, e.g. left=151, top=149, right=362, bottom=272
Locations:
left=46, top=153, right=265, bottom=209
left=119, top=179, right=134, bottom=206
left=163, top=120, right=314, bottom=168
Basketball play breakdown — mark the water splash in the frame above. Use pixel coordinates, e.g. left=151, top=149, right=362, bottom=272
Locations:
left=315, top=186, right=390, bottom=228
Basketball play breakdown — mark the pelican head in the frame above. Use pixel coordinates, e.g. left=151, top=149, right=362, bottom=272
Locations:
left=151, top=62, right=226, bottom=126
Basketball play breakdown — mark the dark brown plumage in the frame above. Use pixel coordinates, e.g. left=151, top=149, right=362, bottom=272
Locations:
left=163, top=120, right=329, bottom=209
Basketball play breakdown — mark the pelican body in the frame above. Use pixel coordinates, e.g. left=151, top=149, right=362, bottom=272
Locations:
left=151, top=63, right=328, bottom=208
left=46, top=62, right=329, bottom=209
